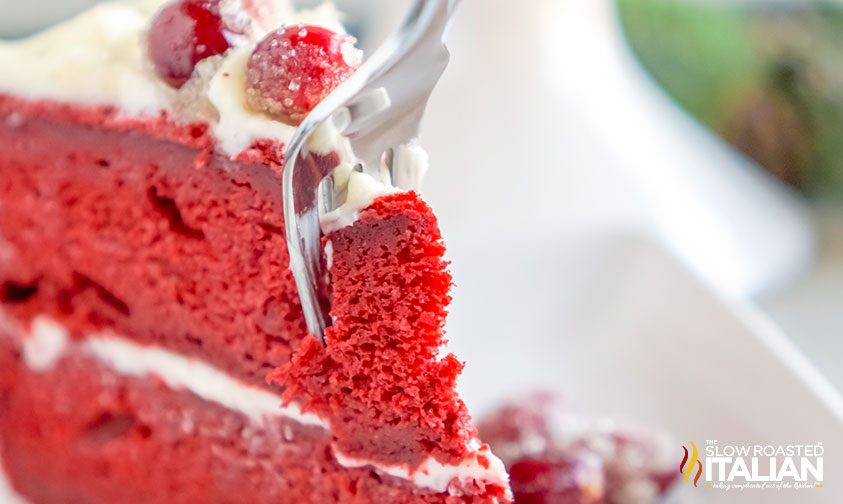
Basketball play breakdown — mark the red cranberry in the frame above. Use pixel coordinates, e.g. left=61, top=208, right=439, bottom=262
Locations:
left=246, top=25, right=362, bottom=124
left=148, top=0, right=231, bottom=88
left=477, top=395, right=556, bottom=448
left=509, top=457, right=605, bottom=504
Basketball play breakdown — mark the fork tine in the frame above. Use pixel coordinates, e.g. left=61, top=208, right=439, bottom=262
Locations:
left=283, top=0, right=460, bottom=344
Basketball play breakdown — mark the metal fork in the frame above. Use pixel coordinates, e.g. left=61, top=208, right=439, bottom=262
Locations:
left=282, top=0, right=460, bottom=345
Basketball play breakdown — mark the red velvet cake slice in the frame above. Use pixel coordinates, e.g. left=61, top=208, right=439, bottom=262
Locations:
left=0, top=0, right=510, bottom=502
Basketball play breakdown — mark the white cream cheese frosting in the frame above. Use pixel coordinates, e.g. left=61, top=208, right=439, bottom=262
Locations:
left=21, top=317, right=69, bottom=372
left=319, top=143, right=430, bottom=233
left=85, top=335, right=327, bottom=427
left=308, top=117, right=428, bottom=233
left=0, top=1, right=172, bottom=116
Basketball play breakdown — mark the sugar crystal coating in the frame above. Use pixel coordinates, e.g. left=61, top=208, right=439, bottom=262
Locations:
left=246, top=25, right=362, bottom=125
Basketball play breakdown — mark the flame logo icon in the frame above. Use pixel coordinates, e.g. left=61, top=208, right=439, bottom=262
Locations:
left=680, top=440, right=703, bottom=487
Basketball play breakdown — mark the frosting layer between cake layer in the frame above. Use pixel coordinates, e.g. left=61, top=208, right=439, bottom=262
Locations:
left=21, top=317, right=324, bottom=426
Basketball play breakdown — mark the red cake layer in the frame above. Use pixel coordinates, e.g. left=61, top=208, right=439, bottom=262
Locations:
left=0, top=331, right=495, bottom=504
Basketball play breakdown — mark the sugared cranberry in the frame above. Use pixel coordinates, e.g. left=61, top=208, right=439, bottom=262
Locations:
left=509, top=457, right=605, bottom=504
left=246, top=25, right=362, bottom=124
left=148, top=0, right=231, bottom=88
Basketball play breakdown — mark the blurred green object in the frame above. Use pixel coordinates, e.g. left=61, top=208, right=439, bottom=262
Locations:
left=618, top=0, right=843, bottom=200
